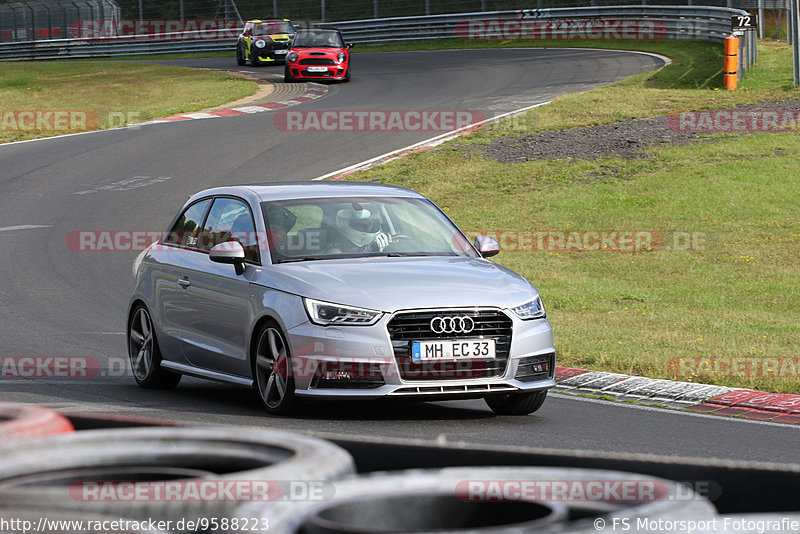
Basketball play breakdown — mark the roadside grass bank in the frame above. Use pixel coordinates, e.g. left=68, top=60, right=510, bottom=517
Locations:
left=0, top=62, right=256, bottom=144
left=345, top=40, right=800, bottom=394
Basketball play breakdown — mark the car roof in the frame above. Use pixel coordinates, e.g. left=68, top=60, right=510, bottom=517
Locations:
left=295, top=28, right=341, bottom=34
left=188, top=181, right=424, bottom=204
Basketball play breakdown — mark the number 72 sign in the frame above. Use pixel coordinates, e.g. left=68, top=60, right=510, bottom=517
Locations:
left=732, top=14, right=757, bottom=32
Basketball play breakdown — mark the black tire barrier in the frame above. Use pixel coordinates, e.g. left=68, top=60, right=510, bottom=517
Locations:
left=0, top=427, right=355, bottom=532
left=0, top=402, right=74, bottom=439
left=233, top=466, right=718, bottom=533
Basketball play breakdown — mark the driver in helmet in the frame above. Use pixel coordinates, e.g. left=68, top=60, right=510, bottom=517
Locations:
left=327, top=205, right=390, bottom=254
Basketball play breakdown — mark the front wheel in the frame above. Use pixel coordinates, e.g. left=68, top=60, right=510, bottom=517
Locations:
left=485, top=390, right=547, bottom=415
left=251, top=51, right=262, bottom=67
left=284, top=66, right=295, bottom=83
left=236, top=44, right=246, bottom=66
left=127, top=304, right=181, bottom=389
left=253, top=321, right=300, bottom=415
left=343, top=65, right=351, bottom=82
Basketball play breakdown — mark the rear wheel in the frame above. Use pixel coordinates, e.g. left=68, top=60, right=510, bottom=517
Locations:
left=236, top=44, right=246, bottom=66
left=253, top=321, right=300, bottom=415
left=127, top=304, right=181, bottom=389
left=485, top=390, right=547, bottom=415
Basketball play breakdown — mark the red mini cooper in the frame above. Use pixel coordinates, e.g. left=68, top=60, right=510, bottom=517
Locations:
left=284, top=28, right=352, bottom=83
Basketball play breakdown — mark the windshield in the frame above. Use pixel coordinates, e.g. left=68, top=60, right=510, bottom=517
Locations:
left=262, top=196, right=478, bottom=264
left=291, top=30, right=344, bottom=48
left=253, top=21, right=293, bottom=35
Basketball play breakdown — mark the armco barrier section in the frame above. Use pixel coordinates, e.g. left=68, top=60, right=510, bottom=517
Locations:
left=0, top=6, right=756, bottom=76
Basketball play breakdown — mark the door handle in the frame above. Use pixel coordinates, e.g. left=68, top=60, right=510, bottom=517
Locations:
left=178, top=277, right=191, bottom=288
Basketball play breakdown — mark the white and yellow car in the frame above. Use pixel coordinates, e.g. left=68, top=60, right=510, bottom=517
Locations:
left=237, top=19, right=295, bottom=66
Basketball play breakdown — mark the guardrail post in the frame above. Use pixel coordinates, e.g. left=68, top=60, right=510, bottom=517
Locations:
left=724, top=35, right=738, bottom=90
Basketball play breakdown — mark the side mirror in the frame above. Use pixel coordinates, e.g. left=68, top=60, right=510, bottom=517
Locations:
left=347, top=42, right=355, bottom=48
left=474, top=235, right=500, bottom=258
left=209, top=241, right=247, bottom=275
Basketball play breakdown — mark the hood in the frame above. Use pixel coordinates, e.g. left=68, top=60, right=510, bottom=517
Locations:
left=256, top=256, right=539, bottom=312
left=293, top=47, right=344, bottom=57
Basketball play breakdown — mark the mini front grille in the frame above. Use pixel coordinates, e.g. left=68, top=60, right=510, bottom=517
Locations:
left=387, top=309, right=513, bottom=381
left=299, top=58, right=335, bottom=66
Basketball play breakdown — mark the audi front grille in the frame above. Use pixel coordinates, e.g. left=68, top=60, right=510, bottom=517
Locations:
left=386, top=309, right=513, bottom=381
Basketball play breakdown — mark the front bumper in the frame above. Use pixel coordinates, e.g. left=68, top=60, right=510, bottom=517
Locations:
left=256, top=46, right=289, bottom=62
left=286, top=65, right=348, bottom=80
left=286, top=308, right=555, bottom=400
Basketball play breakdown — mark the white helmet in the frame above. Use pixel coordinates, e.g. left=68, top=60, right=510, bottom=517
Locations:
left=336, top=207, right=380, bottom=247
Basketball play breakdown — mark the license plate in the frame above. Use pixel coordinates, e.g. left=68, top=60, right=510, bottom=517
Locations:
left=412, top=339, right=496, bottom=362
left=307, top=66, right=328, bottom=73
left=275, top=50, right=287, bottom=55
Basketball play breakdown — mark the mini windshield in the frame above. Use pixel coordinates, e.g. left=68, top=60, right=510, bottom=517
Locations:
left=262, top=196, right=478, bottom=264
left=253, top=22, right=293, bottom=35
left=291, top=30, right=344, bottom=48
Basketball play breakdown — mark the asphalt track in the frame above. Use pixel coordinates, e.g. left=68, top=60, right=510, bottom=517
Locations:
left=1, top=49, right=798, bottom=465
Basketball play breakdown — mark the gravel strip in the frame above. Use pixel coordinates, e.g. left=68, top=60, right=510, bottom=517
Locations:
left=480, top=98, right=800, bottom=162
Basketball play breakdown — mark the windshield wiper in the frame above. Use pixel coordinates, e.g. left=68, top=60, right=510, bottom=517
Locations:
left=276, top=256, right=329, bottom=263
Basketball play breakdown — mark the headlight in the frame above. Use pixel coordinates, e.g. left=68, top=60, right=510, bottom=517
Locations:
left=337, top=52, right=346, bottom=64
left=511, top=296, right=546, bottom=320
left=254, top=39, right=266, bottom=48
left=304, top=298, right=382, bottom=326
left=287, top=51, right=298, bottom=62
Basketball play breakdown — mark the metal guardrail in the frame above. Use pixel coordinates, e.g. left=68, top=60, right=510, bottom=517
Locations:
left=319, top=6, right=758, bottom=74
left=0, top=6, right=757, bottom=75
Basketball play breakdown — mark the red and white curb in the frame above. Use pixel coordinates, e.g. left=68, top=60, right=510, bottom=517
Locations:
left=554, top=366, right=800, bottom=424
left=143, top=83, right=328, bottom=125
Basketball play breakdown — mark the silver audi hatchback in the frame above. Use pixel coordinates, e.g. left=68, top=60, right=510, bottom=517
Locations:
left=128, top=182, right=555, bottom=415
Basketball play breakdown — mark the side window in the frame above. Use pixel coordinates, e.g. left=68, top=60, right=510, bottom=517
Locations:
left=163, top=199, right=211, bottom=249
left=201, top=197, right=259, bottom=263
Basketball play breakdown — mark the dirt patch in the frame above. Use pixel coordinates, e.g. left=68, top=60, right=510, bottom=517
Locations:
left=479, top=98, right=800, bottom=162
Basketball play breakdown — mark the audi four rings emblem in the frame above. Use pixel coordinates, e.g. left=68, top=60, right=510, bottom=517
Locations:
left=430, top=316, right=475, bottom=334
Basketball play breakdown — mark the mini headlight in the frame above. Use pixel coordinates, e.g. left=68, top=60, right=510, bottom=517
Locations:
left=287, top=51, right=298, bottom=62
left=511, top=296, right=546, bottom=320
left=254, top=39, right=266, bottom=48
left=304, top=298, right=382, bottom=326
left=337, top=52, right=346, bottom=64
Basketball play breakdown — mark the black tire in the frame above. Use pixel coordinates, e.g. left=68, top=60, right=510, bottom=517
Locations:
left=127, top=304, right=181, bottom=389
left=0, top=427, right=356, bottom=526
left=241, top=467, right=717, bottom=533
left=284, top=65, right=295, bottom=83
left=251, top=50, right=262, bottom=67
left=343, top=65, right=351, bottom=82
left=236, top=43, right=246, bottom=65
left=485, top=390, right=547, bottom=415
left=253, top=320, right=300, bottom=415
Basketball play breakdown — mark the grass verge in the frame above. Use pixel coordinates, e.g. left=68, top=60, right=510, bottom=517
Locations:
left=0, top=61, right=257, bottom=144
left=345, top=40, right=800, bottom=394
